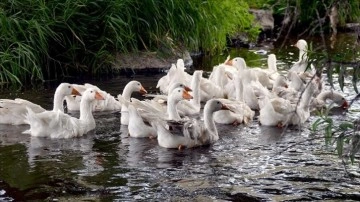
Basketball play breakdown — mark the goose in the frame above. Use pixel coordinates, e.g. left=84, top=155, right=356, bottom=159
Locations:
left=127, top=105, right=157, bottom=138
left=23, top=88, right=105, bottom=138
left=226, top=57, right=273, bottom=89
left=259, top=81, right=317, bottom=127
left=289, top=39, right=314, bottom=73
left=176, top=70, right=203, bottom=116
left=156, top=59, right=192, bottom=95
left=241, top=69, right=270, bottom=110
left=214, top=72, right=255, bottom=125
left=310, top=90, right=348, bottom=111
left=258, top=95, right=289, bottom=127
left=266, top=54, right=280, bottom=81
left=125, top=87, right=193, bottom=138
left=0, top=83, right=81, bottom=125
left=151, top=99, right=231, bottom=149
left=119, top=81, right=148, bottom=125
left=130, top=87, right=193, bottom=122
left=144, top=82, right=192, bottom=105
left=65, top=83, right=122, bottom=111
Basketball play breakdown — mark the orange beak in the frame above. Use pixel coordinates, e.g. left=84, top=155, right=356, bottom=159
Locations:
left=225, top=59, right=233, bottom=66
left=139, top=86, right=148, bottom=95
left=221, top=104, right=231, bottom=111
left=71, top=88, right=82, bottom=96
left=95, top=91, right=105, bottom=100
left=341, top=100, right=349, bottom=109
left=184, top=85, right=192, bottom=92
left=182, top=90, right=193, bottom=100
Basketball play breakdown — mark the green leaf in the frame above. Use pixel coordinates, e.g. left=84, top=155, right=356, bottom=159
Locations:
left=339, top=122, right=354, bottom=131
left=338, top=66, right=346, bottom=91
left=327, top=63, right=334, bottom=88
left=353, top=65, right=359, bottom=93
left=336, top=134, right=344, bottom=157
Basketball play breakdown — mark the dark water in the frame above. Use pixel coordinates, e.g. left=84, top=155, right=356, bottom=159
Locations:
left=1, top=33, right=360, bottom=201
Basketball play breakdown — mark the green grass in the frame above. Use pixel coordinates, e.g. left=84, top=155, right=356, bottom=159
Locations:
left=0, top=0, right=259, bottom=85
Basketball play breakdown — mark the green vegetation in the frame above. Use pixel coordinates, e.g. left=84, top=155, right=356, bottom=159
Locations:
left=0, top=0, right=259, bottom=85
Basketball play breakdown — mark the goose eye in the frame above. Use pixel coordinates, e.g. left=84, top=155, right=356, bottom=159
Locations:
left=68, top=86, right=71, bottom=88
left=178, top=90, right=181, bottom=92
left=137, top=83, right=140, bottom=85
left=217, top=101, right=220, bottom=104
left=90, top=91, right=93, bottom=93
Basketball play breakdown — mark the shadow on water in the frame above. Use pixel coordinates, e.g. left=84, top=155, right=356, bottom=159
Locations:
left=0, top=33, right=360, bottom=201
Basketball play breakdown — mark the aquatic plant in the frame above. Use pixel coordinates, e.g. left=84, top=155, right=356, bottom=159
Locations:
left=0, top=0, right=259, bottom=85
left=311, top=106, right=358, bottom=166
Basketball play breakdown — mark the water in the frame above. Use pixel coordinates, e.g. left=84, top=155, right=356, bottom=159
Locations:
left=1, top=33, right=360, bottom=201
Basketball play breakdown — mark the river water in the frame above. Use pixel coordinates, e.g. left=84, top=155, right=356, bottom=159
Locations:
left=0, top=33, right=360, bottom=201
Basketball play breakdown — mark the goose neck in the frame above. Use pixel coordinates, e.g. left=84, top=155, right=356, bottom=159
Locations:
left=53, top=92, right=64, bottom=112
left=167, top=97, right=181, bottom=121
left=203, top=105, right=217, bottom=135
left=122, top=85, right=133, bottom=101
left=80, top=99, right=95, bottom=125
left=190, top=74, right=201, bottom=107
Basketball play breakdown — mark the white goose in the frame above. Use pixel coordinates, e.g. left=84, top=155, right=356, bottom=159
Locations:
left=151, top=99, right=231, bottom=149
left=289, top=39, right=314, bottom=73
left=127, top=105, right=157, bottom=138
left=65, top=83, right=122, bottom=111
left=226, top=57, right=273, bottom=89
left=124, top=87, right=193, bottom=138
left=157, top=59, right=192, bottom=95
left=0, top=83, right=81, bottom=125
left=23, top=88, right=105, bottom=138
left=119, top=80, right=148, bottom=125
left=130, top=87, right=193, bottom=122
left=214, top=72, right=255, bottom=125
left=146, top=70, right=202, bottom=116
left=259, top=81, right=317, bottom=127
left=310, top=90, right=348, bottom=111
left=266, top=54, right=280, bottom=81
left=177, top=70, right=202, bottom=116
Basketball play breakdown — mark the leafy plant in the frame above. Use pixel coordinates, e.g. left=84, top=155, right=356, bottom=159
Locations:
left=0, top=0, right=259, bottom=86
left=311, top=106, right=357, bottom=163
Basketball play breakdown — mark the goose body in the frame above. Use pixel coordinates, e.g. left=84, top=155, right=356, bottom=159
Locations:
left=0, top=83, right=81, bottom=125
left=127, top=105, right=157, bottom=138
left=151, top=99, right=230, bottom=149
left=214, top=72, right=255, bottom=125
left=259, top=81, right=316, bottom=126
left=23, top=88, right=104, bottom=138
left=126, top=87, right=193, bottom=139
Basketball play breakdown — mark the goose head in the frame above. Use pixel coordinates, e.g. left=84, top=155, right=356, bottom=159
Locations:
left=336, top=96, right=349, bottom=109
left=82, top=88, right=105, bottom=102
left=225, top=57, right=247, bottom=71
left=169, top=82, right=192, bottom=93
left=56, top=83, right=82, bottom=97
left=205, top=99, right=230, bottom=113
left=127, top=81, right=147, bottom=95
left=169, top=87, right=193, bottom=103
left=326, top=92, right=349, bottom=109
left=294, top=39, right=308, bottom=51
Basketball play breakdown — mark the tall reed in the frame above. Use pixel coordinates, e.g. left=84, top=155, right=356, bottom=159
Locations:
left=0, top=0, right=258, bottom=85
